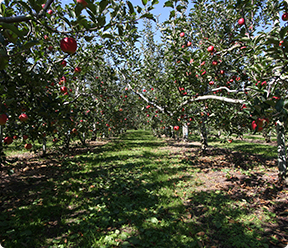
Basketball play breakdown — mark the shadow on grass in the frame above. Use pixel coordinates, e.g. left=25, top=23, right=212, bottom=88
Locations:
left=0, top=130, right=285, bottom=248
left=181, top=146, right=277, bottom=171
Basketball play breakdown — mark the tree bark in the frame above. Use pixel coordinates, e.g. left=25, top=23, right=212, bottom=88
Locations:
left=0, top=125, right=4, bottom=168
left=200, top=118, right=208, bottom=151
left=42, top=138, right=47, bottom=156
left=263, top=128, right=271, bottom=143
left=276, top=120, right=287, bottom=181
left=182, top=124, right=189, bottom=141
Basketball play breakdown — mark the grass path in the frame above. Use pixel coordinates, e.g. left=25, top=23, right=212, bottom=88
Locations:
left=0, top=130, right=287, bottom=248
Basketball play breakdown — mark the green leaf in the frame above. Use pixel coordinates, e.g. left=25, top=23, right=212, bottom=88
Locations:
left=142, top=0, right=148, bottom=6
left=264, top=100, right=275, bottom=107
left=0, top=23, right=22, bottom=37
left=176, top=5, right=186, bottom=11
left=140, top=13, right=156, bottom=21
left=75, top=4, right=83, bottom=16
left=275, top=98, right=284, bottom=112
left=280, top=26, right=288, bottom=39
left=23, top=40, right=40, bottom=49
left=68, top=8, right=76, bottom=19
left=136, top=6, right=142, bottom=13
left=0, top=33, right=4, bottom=44
left=102, top=32, right=114, bottom=39
left=97, top=16, right=106, bottom=27
left=164, top=1, right=173, bottom=7
left=152, top=0, right=159, bottom=5
left=127, top=1, right=135, bottom=15
left=84, top=36, right=94, bottom=42
left=118, top=25, right=123, bottom=36
left=99, top=0, right=109, bottom=13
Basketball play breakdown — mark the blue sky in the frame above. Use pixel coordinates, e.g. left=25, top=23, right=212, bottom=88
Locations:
left=60, top=0, right=190, bottom=23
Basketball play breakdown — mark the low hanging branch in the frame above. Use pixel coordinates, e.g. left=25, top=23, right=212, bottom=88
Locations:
left=184, top=95, right=245, bottom=105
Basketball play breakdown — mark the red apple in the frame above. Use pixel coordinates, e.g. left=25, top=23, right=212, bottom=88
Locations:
left=0, top=113, right=8, bottom=125
left=207, top=45, right=214, bottom=52
left=47, top=9, right=53, bottom=15
left=282, top=12, right=288, bottom=21
left=42, top=3, right=45, bottom=8
left=23, top=135, right=28, bottom=140
left=60, top=37, right=77, bottom=54
left=4, top=136, right=13, bottom=145
left=77, top=0, right=88, bottom=7
left=24, top=143, right=32, bottom=150
left=74, top=67, right=81, bottom=73
left=180, top=32, right=185, bottom=37
left=251, top=118, right=269, bottom=131
left=238, top=18, right=245, bottom=26
left=48, top=46, right=53, bottom=51
left=61, top=76, right=67, bottom=83
left=187, top=41, right=192, bottom=46
left=61, top=86, right=67, bottom=93
left=209, top=81, right=214, bottom=85
left=13, top=135, right=17, bottom=140
left=212, top=61, right=218, bottom=66
left=174, top=126, right=180, bottom=131
left=19, top=113, right=28, bottom=122
left=61, top=60, right=67, bottom=67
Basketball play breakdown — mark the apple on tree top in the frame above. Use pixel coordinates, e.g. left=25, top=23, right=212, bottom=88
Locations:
left=282, top=12, right=288, bottom=21
left=207, top=45, right=214, bottom=52
left=4, top=136, right=13, bottom=145
left=0, top=113, right=8, bottom=125
left=60, top=37, right=77, bottom=54
left=61, top=86, right=68, bottom=93
left=74, top=67, right=81, bottom=73
left=180, top=32, right=185, bottom=37
left=19, top=113, right=28, bottom=122
left=238, top=18, right=245, bottom=25
left=61, top=60, right=67, bottom=67
left=77, top=0, right=88, bottom=7
left=174, top=126, right=180, bottom=131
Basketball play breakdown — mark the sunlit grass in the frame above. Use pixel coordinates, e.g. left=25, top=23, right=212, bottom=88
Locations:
left=0, top=130, right=280, bottom=248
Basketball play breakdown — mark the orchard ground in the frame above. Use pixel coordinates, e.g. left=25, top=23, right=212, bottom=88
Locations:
left=0, top=130, right=287, bottom=248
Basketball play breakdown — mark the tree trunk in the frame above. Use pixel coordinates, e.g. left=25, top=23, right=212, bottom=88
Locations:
left=276, top=120, right=287, bottom=182
left=78, top=132, right=86, bottom=146
left=182, top=124, right=188, bottom=141
left=263, top=128, right=271, bottom=143
left=42, top=138, right=47, bottom=156
left=91, top=123, right=97, bottom=141
left=0, top=125, right=4, bottom=168
left=65, top=133, right=71, bottom=151
left=200, top=118, right=208, bottom=151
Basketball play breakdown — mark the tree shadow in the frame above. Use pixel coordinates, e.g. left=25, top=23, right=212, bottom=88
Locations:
left=0, top=130, right=285, bottom=248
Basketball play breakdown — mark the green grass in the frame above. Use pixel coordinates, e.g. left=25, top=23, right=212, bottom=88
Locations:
left=189, top=132, right=277, bottom=159
left=0, top=130, right=281, bottom=247
left=4, top=139, right=55, bottom=157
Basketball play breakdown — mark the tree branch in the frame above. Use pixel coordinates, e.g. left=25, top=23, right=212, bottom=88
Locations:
left=182, top=95, right=245, bottom=105
left=0, top=0, right=54, bottom=23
